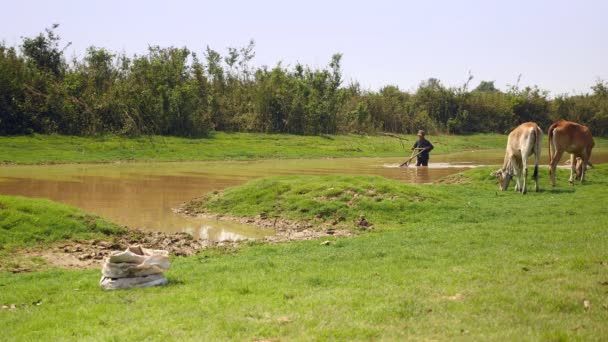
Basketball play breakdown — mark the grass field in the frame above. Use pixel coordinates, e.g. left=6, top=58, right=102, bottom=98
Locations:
left=0, top=132, right=522, bottom=164
left=1, top=165, right=607, bottom=340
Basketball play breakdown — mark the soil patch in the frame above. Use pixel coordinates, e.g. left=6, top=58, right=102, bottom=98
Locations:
left=435, top=173, right=472, bottom=185
left=4, top=212, right=356, bottom=273
left=176, top=204, right=356, bottom=243
left=3, top=230, right=221, bottom=272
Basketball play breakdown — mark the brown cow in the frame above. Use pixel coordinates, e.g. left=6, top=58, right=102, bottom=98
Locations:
left=548, top=120, right=595, bottom=186
left=492, top=122, right=542, bottom=194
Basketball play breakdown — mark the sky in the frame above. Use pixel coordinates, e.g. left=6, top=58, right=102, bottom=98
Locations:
left=1, top=0, right=606, bottom=95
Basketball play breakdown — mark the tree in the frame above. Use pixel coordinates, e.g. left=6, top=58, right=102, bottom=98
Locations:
left=510, top=86, right=551, bottom=128
left=474, top=80, right=498, bottom=92
left=414, top=78, right=456, bottom=132
left=0, top=44, right=30, bottom=134
left=21, top=24, right=67, bottom=76
left=3, top=26, right=608, bottom=137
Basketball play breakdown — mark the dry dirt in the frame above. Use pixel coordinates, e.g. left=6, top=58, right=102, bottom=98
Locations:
left=434, top=173, right=472, bottom=185
left=5, top=211, right=361, bottom=273
left=4, top=230, right=215, bottom=272
left=182, top=211, right=357, bottom=243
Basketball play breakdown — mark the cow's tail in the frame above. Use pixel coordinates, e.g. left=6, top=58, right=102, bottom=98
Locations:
left=547, top=122, right=557, bottom=165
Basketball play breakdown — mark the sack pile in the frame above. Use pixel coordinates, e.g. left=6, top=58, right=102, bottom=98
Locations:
left=100, top=245, right=170, bottom=290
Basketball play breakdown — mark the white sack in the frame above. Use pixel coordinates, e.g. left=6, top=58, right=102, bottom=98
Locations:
left=102, top=260, right=169, bottom=278
left=100, top=245, right=170, bottom=290
left=100, top=274, right=168, bottom=290
left=107, top=245, right=169, bottom=264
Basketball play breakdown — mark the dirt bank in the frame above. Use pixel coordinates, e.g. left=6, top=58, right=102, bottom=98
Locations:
left=4, top=230, right=218, bottom=273
left=5, top=211, right=358, bottom=273
left=176, top=208, right=356, bottom=243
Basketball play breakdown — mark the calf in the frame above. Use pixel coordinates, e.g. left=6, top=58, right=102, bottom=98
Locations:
left=492, top=122, right=542, bottom=194
left=548, top=120, right=595, bottom=186
left=565, top=157, right=594, bottom=181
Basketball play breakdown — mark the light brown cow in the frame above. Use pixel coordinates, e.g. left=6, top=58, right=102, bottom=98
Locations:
left=492, top=122, right=542, bottom=194
left=548, top=120, right=595, bottom=186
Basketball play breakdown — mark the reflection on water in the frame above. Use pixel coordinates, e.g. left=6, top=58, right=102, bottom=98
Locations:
left=0, top=149, right=605, bottom=240
left=196, top=226, right=248, bottom=242
left=383, top=162, right=478, bottom=169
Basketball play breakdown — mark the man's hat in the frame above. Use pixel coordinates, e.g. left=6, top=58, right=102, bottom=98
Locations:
left=417, top=130, right=426, bottom=136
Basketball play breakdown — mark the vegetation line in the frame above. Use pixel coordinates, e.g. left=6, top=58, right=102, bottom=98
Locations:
left=2, top=25, right=607, bottom=138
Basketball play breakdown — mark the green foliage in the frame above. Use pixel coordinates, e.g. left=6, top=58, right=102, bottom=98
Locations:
left=510, top=86, right=552, bottom=127
left=474, top=80, right=498, bottom=92
left=1, top=26, right=608, bottom=137
left=20, top=24, right=66, bottom=76
left=448, top=89, right=514, bottom=134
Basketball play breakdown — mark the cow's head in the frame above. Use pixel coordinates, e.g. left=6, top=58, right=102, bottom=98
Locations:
left=491, top=168, right=512, bottom=191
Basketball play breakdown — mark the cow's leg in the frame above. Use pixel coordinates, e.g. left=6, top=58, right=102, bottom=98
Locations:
left=533, top=150, right=540, bottom=192
left=521, top=155, right=528, bottom=194
left=569, top=154, right=576, bottom=185
left=511, top=156, right=522, bottom=192
left=549, top=149, right=564, bottom=187
left=580, top=155, right=588, bottom=184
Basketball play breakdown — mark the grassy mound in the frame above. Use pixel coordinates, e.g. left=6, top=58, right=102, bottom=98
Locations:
left=0, top=195, right=126, bottom=249
left=186, top=175, right=453, bottom=229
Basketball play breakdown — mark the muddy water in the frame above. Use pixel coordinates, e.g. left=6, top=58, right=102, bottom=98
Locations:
left=0, top=149, right=605, bottom=241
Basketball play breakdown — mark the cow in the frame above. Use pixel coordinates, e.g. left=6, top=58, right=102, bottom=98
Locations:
left=548, top=120, right=595, bottom=186
left=492, top=122, right=542, bottom=194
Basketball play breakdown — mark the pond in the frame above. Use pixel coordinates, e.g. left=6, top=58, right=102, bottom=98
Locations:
left=1, top=149, right=605, bottom=241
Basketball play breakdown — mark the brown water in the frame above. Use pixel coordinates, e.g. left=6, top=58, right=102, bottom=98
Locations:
left=1, top=149, right=605, bottom=240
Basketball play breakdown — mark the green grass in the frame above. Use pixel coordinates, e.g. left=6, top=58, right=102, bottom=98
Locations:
left=0, top=132, right=519, bottom=164
left=1, top=166, right=607, bottom=340
left=0, top=195, right=126, bottom=249
left=186, top=174, right=449, bottom=228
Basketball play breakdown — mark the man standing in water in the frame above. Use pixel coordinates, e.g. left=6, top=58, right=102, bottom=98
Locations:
left=412, top=130, right=434, bottom=166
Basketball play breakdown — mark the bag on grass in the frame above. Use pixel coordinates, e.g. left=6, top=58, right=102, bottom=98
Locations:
left=100, top=245, right=170, bottom=290
left=100, top=274, right=168, bottom=290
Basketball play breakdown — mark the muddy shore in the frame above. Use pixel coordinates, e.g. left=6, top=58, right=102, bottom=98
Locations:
left=6, top=210, right=357, bottom=273
left=176, top=201, right=356, bottom=238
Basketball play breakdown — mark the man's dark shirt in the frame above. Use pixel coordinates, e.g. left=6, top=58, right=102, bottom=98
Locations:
left=412, top=138, right=434, bottom=162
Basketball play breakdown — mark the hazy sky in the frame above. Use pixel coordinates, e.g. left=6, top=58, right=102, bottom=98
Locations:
left=1, top=0, right=606, bottom=95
